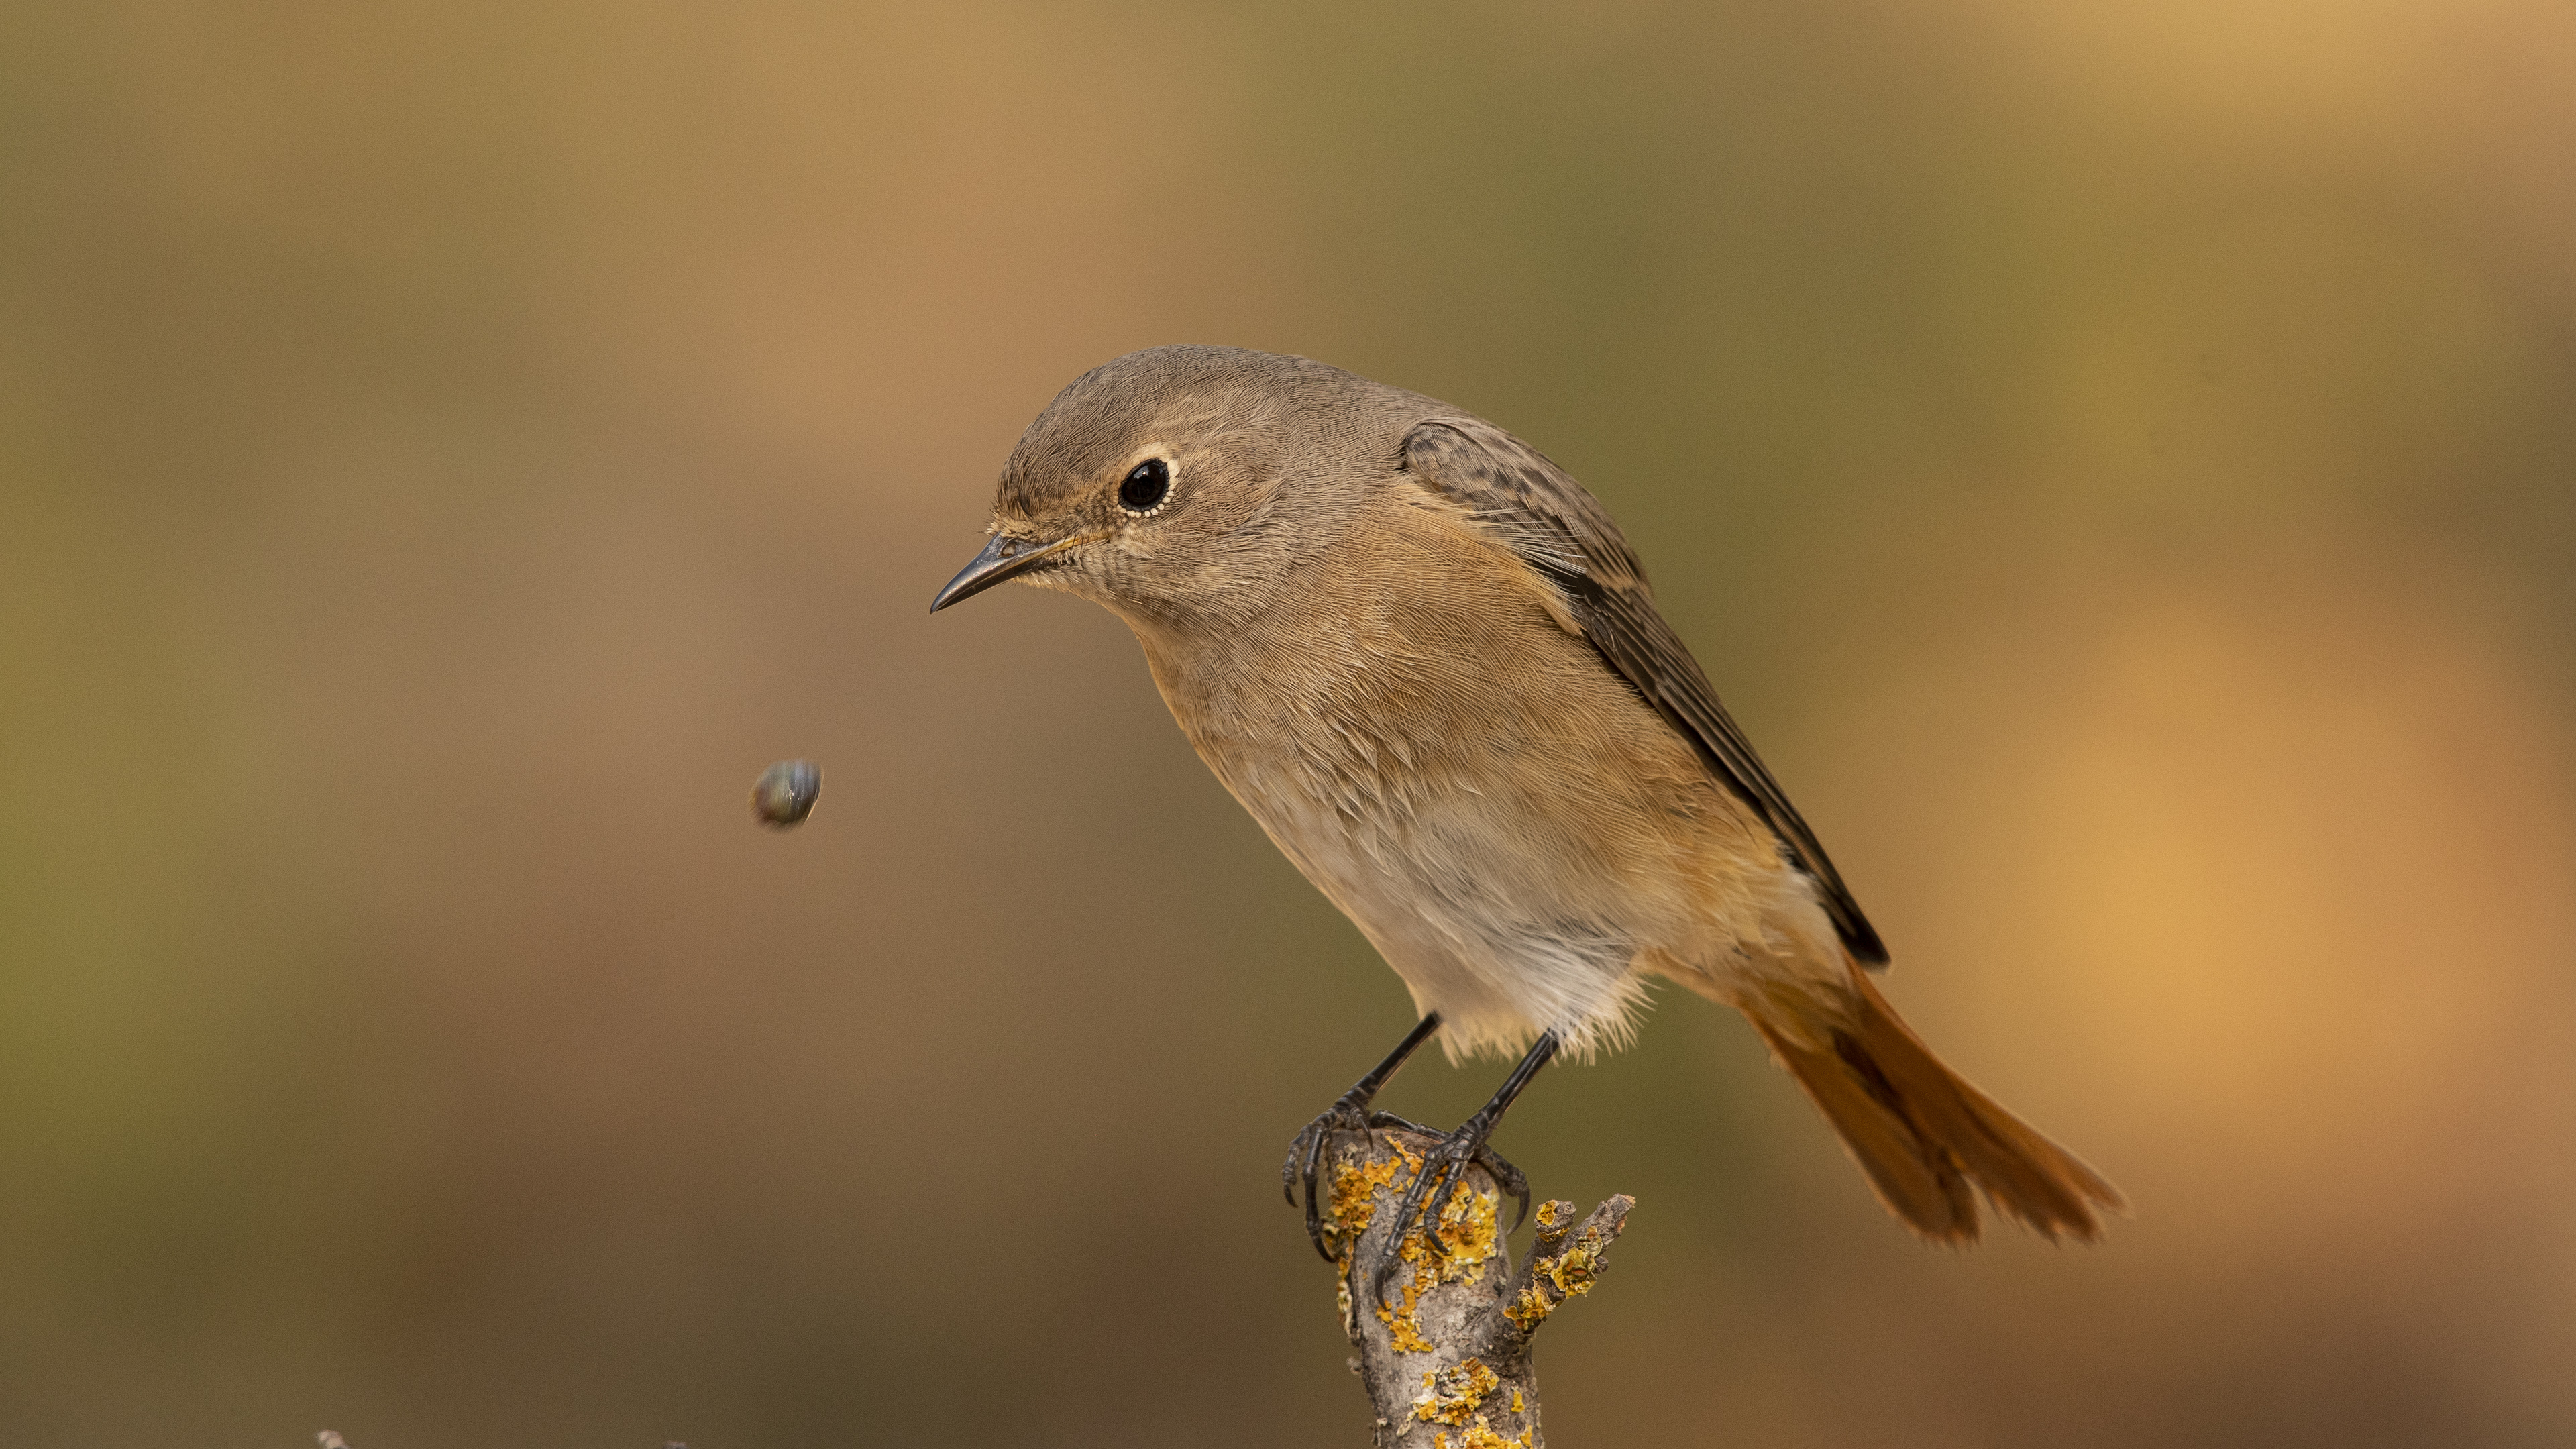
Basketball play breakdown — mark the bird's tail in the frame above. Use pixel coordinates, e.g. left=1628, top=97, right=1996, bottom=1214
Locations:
left=1734, top=961, right=2124, bottom=1243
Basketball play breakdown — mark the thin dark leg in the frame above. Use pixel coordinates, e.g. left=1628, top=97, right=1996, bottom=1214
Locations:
left=1282, top=1013, right=1444, bottom=1260
left=1369, top=1030, right=1560, bottom=1303
left=1353, top=1012, right=1445, bottom=1112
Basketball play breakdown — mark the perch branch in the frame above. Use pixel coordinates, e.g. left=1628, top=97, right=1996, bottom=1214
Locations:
left=1318, top=1128, right=1635, bottom=1448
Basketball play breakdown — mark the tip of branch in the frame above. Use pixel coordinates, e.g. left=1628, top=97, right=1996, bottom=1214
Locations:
left=1503, top=1191, right=1635, bottom=1340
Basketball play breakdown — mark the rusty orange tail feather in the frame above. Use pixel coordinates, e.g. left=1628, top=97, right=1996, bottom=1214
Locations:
left=1739, top=963, right=2124, bottom=1244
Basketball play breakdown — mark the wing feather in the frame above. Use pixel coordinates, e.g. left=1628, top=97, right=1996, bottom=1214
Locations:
left=1401, top=417, right=1889, bottom=966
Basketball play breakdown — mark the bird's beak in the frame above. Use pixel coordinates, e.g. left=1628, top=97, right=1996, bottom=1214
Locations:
left=929, top=531, right=1084, bottom=613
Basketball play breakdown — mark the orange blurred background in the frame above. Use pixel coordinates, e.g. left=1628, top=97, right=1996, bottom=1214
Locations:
left=5, top=1, right=2573, bottom=1444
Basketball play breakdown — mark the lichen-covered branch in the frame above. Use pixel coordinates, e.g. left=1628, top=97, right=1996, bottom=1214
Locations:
left=1318, top=1129, right=1635, bottom=1448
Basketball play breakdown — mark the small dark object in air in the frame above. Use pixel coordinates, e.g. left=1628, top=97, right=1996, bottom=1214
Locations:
left=753, top=759, right=822, bottom=828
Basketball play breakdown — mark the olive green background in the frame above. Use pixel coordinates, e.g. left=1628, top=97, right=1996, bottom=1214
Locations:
left=5, top=2, right=2574, bottom=1444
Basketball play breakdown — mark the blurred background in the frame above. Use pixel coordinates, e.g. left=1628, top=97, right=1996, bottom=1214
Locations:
left=4, top=1, right=2573, bottom=1444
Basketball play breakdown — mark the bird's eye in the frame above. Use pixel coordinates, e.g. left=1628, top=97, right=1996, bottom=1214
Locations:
left=1118, top=458, right=1171, bottom=514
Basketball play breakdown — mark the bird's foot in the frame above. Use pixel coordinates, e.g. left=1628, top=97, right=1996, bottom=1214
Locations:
left=1283, top=1093, right=1440, bottom=1260
left=1367, top=1116, right=1530, bottom=1305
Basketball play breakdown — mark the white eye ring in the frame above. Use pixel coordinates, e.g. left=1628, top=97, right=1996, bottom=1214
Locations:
left=1118, top=456, right=1173, bottom=517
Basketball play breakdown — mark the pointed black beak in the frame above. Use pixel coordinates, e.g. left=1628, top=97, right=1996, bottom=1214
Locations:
left=930, top=533, right=1059, bottom=613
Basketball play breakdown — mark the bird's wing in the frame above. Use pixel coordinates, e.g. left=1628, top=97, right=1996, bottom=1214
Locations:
left=1401, top=416, right=1888, bottom=965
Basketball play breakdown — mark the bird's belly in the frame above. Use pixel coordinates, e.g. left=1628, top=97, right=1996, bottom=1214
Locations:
left=1267, top=796, right=1648, bottom=1057
left=1189, top=661, right=1770, bottom=1058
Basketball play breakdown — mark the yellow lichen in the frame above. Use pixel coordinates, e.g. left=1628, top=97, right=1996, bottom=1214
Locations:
left=1545, top=1238, right=1602, bottom=1296
left=1503, top=1221, right=1610, bottom=1331
left=1501, top=1281, right=1554, bottom=1331
left=1383, top=1297, right=1436, bottom=1354
left=1432, top=1172, right=1499, bottom=1268
left=1352, top=1144, right=1505, bottom=1355
left=1376, top=1218, right=1436, bottom=1353
left=1432, top=1419, right=1531, bottom=1449
left=1326, top=1140, right=1413, bottom=1248
left=1412, top=1357, right=1501, bottom=1425
left=1511, top=1388, right=1525, bottom=1414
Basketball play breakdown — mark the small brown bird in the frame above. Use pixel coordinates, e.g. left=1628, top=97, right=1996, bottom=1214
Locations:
left=933, top=345, right=2121, bottom=1279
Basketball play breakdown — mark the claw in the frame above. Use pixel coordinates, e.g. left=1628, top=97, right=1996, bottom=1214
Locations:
left=1281, top=1014, right=1450, bottom=1262
left=1478, top=1143, right=1532, bottom=1233
left=1281, top=1091, right=1377, bottom=1261
left=1281, top=1118, right=1322, bottom=1207
left=1365, top=1119, right=1505, bottom=1305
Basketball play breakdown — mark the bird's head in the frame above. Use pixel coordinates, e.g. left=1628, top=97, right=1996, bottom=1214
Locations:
left=930, top=345, right=1397, bottom=632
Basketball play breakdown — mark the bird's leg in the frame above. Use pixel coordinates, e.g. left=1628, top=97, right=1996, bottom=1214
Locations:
left=1370, top=1031, right=1559, bottom=1305
left=1283, top=1012, right=1445, bottom=1260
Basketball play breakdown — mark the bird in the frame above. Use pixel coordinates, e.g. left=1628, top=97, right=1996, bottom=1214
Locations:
left=931, top=345, right=2122, bottom=1291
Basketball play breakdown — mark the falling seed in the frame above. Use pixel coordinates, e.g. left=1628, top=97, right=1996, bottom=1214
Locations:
left=752, top=759, right=822, bottom=828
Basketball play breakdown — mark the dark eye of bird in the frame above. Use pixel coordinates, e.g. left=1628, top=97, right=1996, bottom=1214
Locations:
left=1118, top=458, right=1171, bottom=513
